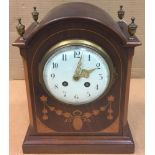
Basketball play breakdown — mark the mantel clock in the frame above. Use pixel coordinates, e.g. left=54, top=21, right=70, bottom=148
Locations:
left=13, top=2, right=141, bottom=154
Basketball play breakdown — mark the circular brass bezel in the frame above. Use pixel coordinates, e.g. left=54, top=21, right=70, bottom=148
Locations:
left=39, top=39, right=116, bottom=105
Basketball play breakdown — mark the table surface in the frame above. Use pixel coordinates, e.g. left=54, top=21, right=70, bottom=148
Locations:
left=10, top=79, right=144, bottom=155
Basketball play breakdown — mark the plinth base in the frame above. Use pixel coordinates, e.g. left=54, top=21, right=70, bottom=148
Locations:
left=23, top=123, right=134, bottom=154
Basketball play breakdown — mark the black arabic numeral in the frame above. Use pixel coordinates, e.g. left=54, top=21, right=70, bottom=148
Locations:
left=87, top=91, right=91, bottom=97
left=88, top=54, right=91, bottom=61
left=51, top=73, right=55, bottom=79
left=99, top=74, right=103, bottom=80
left=74, top=51, right=81, bottom=58
left=96, top=63, right=100, bottom=69
left=62, top=54, right=67, bottom=61
left=54, top=84, right=58, bottom=89
left=63, top=91, right=67, bottom=97
left=52, top=62, right=58, bottom=69
left=74, top=94, right=79, bottom=99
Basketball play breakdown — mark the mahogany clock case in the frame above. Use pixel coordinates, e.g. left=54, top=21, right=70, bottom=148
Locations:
left=13, top=2, right=141, bottom=154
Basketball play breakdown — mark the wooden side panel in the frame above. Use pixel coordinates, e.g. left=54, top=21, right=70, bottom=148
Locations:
left=123, top=49, right=134, bottom=126
left=21, top=55, right=34, bottom=128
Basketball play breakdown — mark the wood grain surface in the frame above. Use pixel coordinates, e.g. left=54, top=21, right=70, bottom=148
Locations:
left=9, top=0, right=144, bottom=79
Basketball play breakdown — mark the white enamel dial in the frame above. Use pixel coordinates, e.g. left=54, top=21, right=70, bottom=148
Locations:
left=42, top=43, right=111, bottom=105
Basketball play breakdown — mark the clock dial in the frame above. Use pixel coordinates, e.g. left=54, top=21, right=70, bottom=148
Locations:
left=42, top=42, right=112, bottom=105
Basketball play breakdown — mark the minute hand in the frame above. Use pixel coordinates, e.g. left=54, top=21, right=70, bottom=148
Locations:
left=80, top=68, right=96, bottom=78
left=73, top=56, right=82, bottom=80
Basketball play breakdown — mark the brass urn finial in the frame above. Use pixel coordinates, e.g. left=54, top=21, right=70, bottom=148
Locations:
left=128, top=17, right=137, bottom=38
left=16, top=18, right=25, bottom=38
left=118, top=5, right=125, bottom=20
left=32, top=6, right=39, bottom=24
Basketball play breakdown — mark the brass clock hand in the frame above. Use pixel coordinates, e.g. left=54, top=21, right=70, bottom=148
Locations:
left=80, top=68, right=96, bottom=78
left=73, top=56, right=82, bottom=81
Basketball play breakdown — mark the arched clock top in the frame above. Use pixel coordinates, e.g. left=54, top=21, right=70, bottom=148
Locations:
left=13, top=2, right=141, bottom=48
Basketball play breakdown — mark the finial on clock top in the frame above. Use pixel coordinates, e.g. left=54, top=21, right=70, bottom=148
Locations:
left=16, top=18, right=25, bottom=39
left=117, top=5, right=125, bottom=20
left=32, top=6, right=39, bottom=24
left=128, top=17, right=137, bottom=39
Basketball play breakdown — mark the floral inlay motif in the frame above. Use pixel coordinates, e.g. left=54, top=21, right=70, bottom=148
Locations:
left=39, top=95, right=115, bottom=130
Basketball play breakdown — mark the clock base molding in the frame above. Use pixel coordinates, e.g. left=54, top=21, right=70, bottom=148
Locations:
left=22, top=123, right=134, bottom=154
